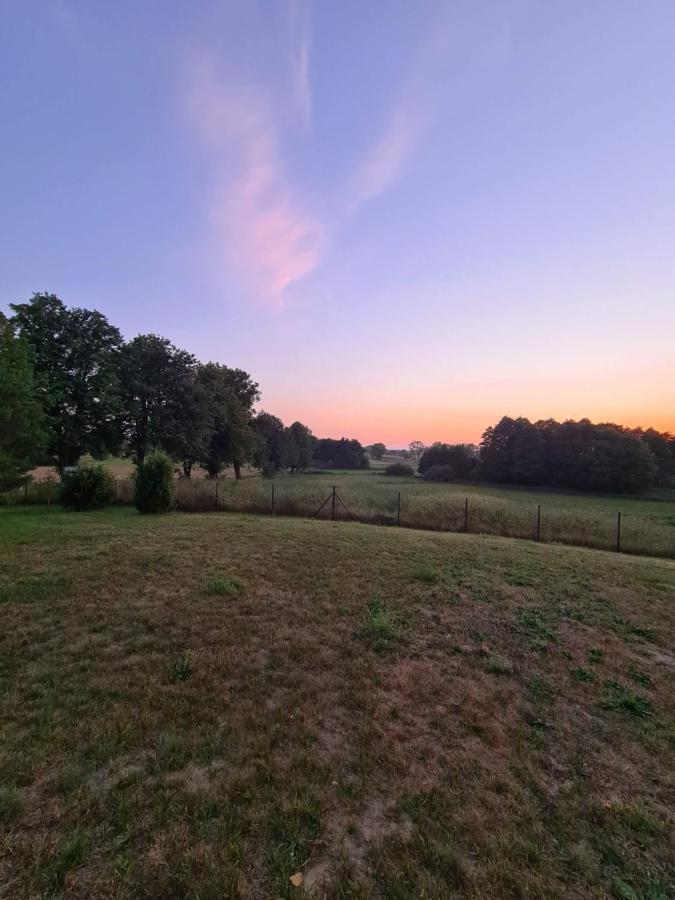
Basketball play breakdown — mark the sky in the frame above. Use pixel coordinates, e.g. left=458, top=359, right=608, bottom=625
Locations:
left=1, top=0, right=674, bottom=446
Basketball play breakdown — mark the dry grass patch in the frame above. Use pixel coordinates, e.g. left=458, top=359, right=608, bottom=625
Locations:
left=0, top=507, right=673, bottom=898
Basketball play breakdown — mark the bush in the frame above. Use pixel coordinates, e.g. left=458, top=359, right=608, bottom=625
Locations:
left=134, top=451, right=174, bottom=514
left=385, top=463, right=414, bottom=477
left=60, top=464, right=115, bottom=511
left=422, top=464, right=455, bottom=482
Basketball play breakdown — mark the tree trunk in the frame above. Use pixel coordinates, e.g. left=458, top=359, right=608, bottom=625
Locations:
left=233, top=460, right=242, bottom=480
left=183, top=461, right=192, bottom=478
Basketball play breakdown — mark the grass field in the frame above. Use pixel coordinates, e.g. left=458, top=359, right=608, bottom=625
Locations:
left=13, top=457, right=675, bottom=559
left=1, top=507, right=674, bottom=898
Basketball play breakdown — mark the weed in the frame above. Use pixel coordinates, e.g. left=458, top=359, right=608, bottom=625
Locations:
left=487, top=654, right=514, bottom=676
left=0, top=785, right=22, bottom=826
left=208, top=575, right=245, bottom=598
left=627, top=666, right=652, bottom=687
left=359, top=599, right=406, bottom=652
left=170, top=651, right=192, bottom=682
left=411, top=564, right=440, bottom=584
left=569, top=666, right=594, bottom=683
left=600, top=682, right=652, bottom=718
left=588, top=648, right=604, bottom=664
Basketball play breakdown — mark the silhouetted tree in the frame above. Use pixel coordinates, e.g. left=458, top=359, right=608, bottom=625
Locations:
left=369, top=442, right=386, bottom=460
left=117, top=334, right=196, bottom=465
left=283, top=421, right=313, bottom=472
left=0, top=313, right=45, bottom=489
left=10, top=293, right=122, bottom=472
left=252, top=411, right=286, bottom=474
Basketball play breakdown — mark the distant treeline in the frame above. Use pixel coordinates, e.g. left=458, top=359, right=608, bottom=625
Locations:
left=0, top=293, right=368, bottom=489
left=418, top=417, right=674, bottom=493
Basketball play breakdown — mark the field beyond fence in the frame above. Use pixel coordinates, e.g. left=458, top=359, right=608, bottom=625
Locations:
left=6, top=473, right=674, bottom=560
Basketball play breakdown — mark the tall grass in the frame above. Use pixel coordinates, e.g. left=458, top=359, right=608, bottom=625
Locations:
left=2, top=475, right=673, bottom=559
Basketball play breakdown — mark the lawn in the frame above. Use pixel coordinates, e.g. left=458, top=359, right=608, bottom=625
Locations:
left=1, top=508, right=674, bottom=898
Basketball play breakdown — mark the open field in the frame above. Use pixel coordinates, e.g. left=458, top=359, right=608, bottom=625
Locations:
left=7, top=460, right=675, bottom=559
left=1, top=507, right=674, bottom=898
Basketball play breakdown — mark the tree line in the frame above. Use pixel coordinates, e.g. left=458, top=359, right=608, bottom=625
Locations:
left=0, top=293, right=368, bottom=488
left=415, top=417, right=674, bottom=493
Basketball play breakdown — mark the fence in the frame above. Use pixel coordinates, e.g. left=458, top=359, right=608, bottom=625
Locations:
left=3, top=476, right=673, bottom=561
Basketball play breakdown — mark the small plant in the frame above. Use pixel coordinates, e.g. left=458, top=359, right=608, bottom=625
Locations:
left=627, top=666, right=652, bottom=687
left=170, top=651, right=192, bottom=682
left=600, top=682, right=652, bottom=718
left=209, top=575, right=245, bottom=598
left=411, top=563, right=440, bottom=584
left=60, top=464, right=114, bottom=511
left=0, top=784, right=22, bottom=825
left=385, top=463, right=414, bottom=477
left=569, top=666, right=594, bottom=683
left=134, top=451, right=174, bottom=514
left=588, top=648, right=604, bottom=664
left=487, top=654, right=514, bottom=676
left=360, top=599, right=405, bottom=652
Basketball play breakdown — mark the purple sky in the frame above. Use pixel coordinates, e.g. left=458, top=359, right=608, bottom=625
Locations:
left=2, top=1, right=674, bottom=445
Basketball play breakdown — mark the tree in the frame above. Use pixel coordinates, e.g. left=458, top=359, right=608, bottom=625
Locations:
left=10, top=293, right=122, bottom=472
left=409, top=441, right=425, bottom=465
left=283, top=421, right=313, bottom=472
left=314, top=438, right=369, bottom=469
left=369, top=442, right=386, bottom=460
left=117, top=334, right=197, bottom=465
left=419, top=443, right=477, bottom=478
left=641, top=428, right=675, bottom=486
left=197, top=363, right=258, bottom=479
left=162, top=373, right=213, bottom=478
left=0, top=313, right=44, bottom=489
left=252, top=411, right=286, bottom=473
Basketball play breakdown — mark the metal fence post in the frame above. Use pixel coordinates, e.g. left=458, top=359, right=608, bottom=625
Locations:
left=24, top=482, right=28, bottom=504
left=215, top=478, right=219, bottom=511
left=616, top=511, right=621, bottom=553
left=396, top=491, right=401, bottom=526
left=271, top=483, right=275, bottom=513
left=331, top=485, right=336, bottom=521
left=537, top=504, right=541, bottom=543
left=464, top=497, right=468, bottom=533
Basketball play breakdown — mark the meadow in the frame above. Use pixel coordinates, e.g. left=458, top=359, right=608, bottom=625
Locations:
left=7, top=460, right=675, bottom=560
left=1, top=506, right=674, bottom=898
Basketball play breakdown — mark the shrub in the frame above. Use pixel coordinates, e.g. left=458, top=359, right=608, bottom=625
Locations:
left=60, top=464, right=114, bottom=511
left=134, top=451, right=174, bottom=514
left=385, top=463, right=414, bottom=477
left=422, top=464, right=455, bottom=482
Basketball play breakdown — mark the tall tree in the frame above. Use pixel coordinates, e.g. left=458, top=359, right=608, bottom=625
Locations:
left=409, top=441, right=425, bottom=465
left=197, top=364, right=258, bottom=479
left=0, top=314, right=44, bottom=489
left=283, top=421, right=314, bottom=472
left=10, top=293, right=122, bottom=472
left=117, top=334, right=197, bottom=464
left=252, top=411, right=286, bottom=474
left=369, top=442, right=386, bottom=460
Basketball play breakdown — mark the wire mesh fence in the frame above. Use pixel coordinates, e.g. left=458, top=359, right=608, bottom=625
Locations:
left=2, top=476, right=673, bottom=560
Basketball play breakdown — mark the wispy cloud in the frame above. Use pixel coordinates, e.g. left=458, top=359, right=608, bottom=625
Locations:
left=347, top=8, right=459, bottom=210
left=288, top=0, right=312, bottom=131
left=187, top=57, right=323, bottom=307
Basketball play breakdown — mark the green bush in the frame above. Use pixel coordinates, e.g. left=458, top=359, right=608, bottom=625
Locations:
left=60, top=464, right=114, bottom=511
left=422, top=464, right=454, bottom=482
left=385, top=462, right=414, bottom=477
left=134, top=451, right=174, bottom=514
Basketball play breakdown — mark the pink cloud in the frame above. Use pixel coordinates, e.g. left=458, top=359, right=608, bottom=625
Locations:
left=187, top=59, right=323, bottom=306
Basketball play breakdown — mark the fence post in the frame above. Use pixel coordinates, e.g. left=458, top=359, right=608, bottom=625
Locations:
left=616, top=511, right=621, bottom=553
left=24, top=482, right=28, bottom=504
left=47, top=479, right=52, bottom=509
left=537, top=504, right=541, bottom=543
left=271, top=483, right=275, bottom=513
left=396, top=491, right=401, bottom=526
left=331, top=485, right=336, bottom=521
left=464, top=497, right=468, bottom=533
left=215, top=478, right=219, bottom=511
